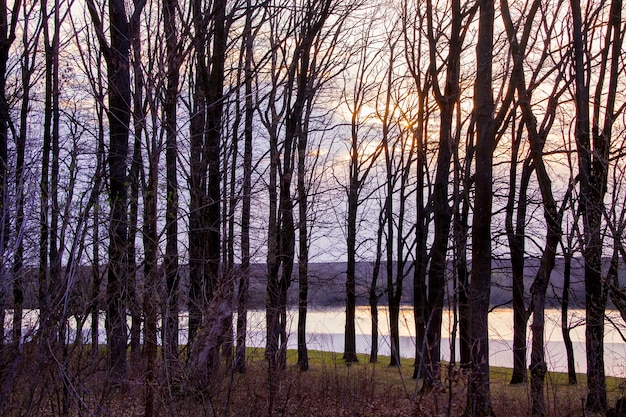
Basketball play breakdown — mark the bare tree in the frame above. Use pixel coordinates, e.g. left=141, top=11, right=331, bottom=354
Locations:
left=569, top=0, right=624, bottom=411
left=0, top=0, right=20, bottom=343
left=401, top=0, right=430, bottom=379
left=378, top=35, right=399, bottom=366
left=504, top=111, right=533, bottom=384
left=162, top=0, right=185, bottom=366
left=39, top=0, right=60, bottom=347
left=501, top=1, right=573, bottom=413
left=466, top=0, right=497, bottom=407
left=187, top=0, right=226, bottom=347
left=262, top=0, right=336, bottom=408
left=10, top=0, right=39, bottom=353
left=374, top=30, right=417, bottom=367
left=421, top=0, right=475, bottom=389
left=71, top=9, right=108, bottom=357
left=234, top=0, right=257, bottom=374
left=466, top=0, right=514, bottom=412
left=85, top=0, right=146, bottom=380
left=452, top=120, right=473, bottom=370
left=342, top=16, right=383, bottom=364
left=0, top=0, right=33, bottom=404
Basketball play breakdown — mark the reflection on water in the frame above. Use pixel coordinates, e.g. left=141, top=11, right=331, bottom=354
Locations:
left=245, top=307, right=626, bottom=378
left=4, top=306, right=626, bottom=377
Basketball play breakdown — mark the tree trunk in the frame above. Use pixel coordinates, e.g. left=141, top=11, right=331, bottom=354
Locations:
left=412, top=101, right=428, bottom=379
left=127, top=106, right=142, bottom=361
left=561, top=249, right=577, bottom=384
left=205, top=0, right=226, bottom=343
left=188, top=0, right=210, bottom=343
left=345, top=142, right=359, bottom=363
left=529, top=222, right=561, bottom=416
left=104, top=7, right=131, bottom=378
left=507, top=154, right=532, bottom=385
left=85, top=0, right=143, bottom=380
left=297, top=116, right=309, bottom=371
left=265, top=76, right=280, bottom=417
left=0, top=0, right=13, bottom=270
left=455, top=155, right=472, bottom=369
left=142, top=136, right=159, bottom=417
left=423, top=0, right=462, bottom=388
left=466, top=0, right=496, bottom=414
left=163, top=0, right=181, bottom=364
left=369, top=210, right=385, bottom=364
left=90, top=82, right=105, bottom=356
left=413, top=150, right=428, bottom=379
left=234, top=0, right=254, bottom=373
left=12, top=8, right=33, bottom=349
left=569, top=0, right=622, bottom=410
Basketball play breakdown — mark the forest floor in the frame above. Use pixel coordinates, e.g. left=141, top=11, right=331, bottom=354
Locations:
left=3, top=346, right=626, bottom=416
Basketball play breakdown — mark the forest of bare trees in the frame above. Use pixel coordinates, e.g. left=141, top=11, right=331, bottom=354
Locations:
left=0, top=0, right=624, bottom=415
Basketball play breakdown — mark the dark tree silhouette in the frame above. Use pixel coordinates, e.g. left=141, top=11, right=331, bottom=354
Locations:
left=569, top=0, right=624, bottom=411
left=85, top=0, right=146, bottom=380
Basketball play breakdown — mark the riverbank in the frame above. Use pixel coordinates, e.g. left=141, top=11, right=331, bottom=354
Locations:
left=5, top=344, right=624, bottom=416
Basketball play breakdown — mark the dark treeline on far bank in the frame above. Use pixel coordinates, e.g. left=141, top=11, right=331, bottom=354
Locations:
left=6, top=258, right=624, bottom=311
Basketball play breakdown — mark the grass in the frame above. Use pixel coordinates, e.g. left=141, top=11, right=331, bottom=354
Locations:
left=3, top=345, right=625, bottom=416
left=188, top=348, right=626, bottom=416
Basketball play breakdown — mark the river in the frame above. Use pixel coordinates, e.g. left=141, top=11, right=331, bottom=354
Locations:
left=5, top=306, right=626, bottom=377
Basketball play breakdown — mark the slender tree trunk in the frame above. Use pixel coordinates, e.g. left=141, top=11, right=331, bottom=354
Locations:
left=569, top=0, right=622, bottom=410
left=90, top=88, right=105, bottom=356
left=205, top=0, right=226, bottom=344
left=142, top=137, right=159, bottom=417
left=234, top=0, right=254, bottom=373
left=0, top=0, right=19, bottom=372
left=344, top=28, right=382, bottom=366
left=508, top=154, right=532, bottom=385
left=423, top=0, right=462, bottom=388
left=0, top=1, right=11, bottom=269
left=370, top=210, right=385, bottom=363
left=12, top=7, right=33, bottom=349
left=86, top=0, right=146, bottom=380
left=188, top=0, right=209, bottom=343
left=392, top=128, right=414, bottom=370
left=413, top=135, right=428, bottom=379
left=127, top=106, right=142, bottom=360
left=144, top=115, right=160, bottom=415
left=561, top=248, right=577, bottom=384
left=529, top=226, right=560, bottom=416
left=385, top=169, right=399, bottom=366
left=297, top=117, right=309, bottom=371
left=455, top=149, right=472, bottom=369
left=265, top=86, right=280, bottom=417
left=466, top=0, right=496, bottom=414
left=345, top=136, right=359, bottom=363
left=380, top=43, right=399, bottom=368
left=104, top=8, right=131, bottom=377
left=39, top=0, right=54, bottom=345
left=163, top=0, right=180, bottom=364
left=48, top=0, right=62, bottom=341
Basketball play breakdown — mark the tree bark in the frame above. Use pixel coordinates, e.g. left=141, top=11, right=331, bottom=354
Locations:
left=423, top=0, right=463, bottom=388
left=234, top=0, right=254, bottom=374
left=504, top=116, right=532, bottom=385
left=466, top=0, right=496, bottom=414
left=561, top=247, right=577, bottom=384
left=85, top=0, right=146, bottom=380
left=569, top=0, right=623, bottom=411
left=188, top=0, right=210, bottom=343
left=297, top=99, right=312, bottom=371
left=0, top=0, right=20, bottom=370
left=12, top=1, right=34, bottom=350
left=163, top=0, right=181, bottom=364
